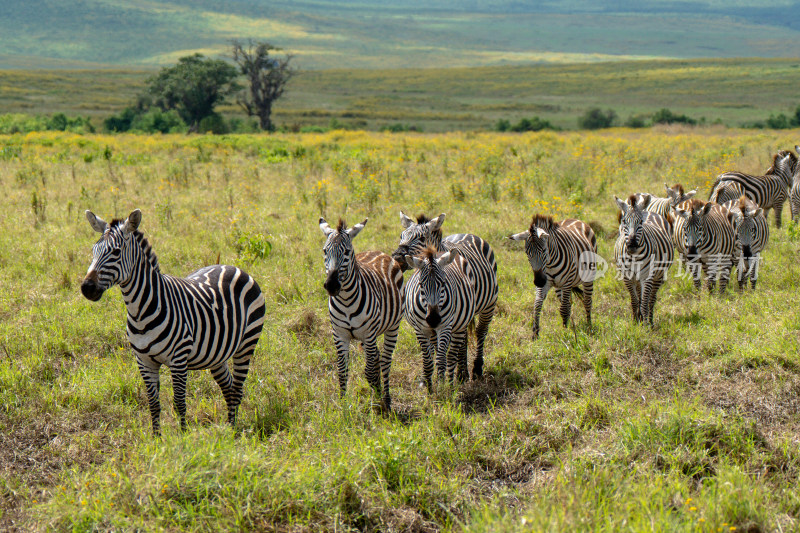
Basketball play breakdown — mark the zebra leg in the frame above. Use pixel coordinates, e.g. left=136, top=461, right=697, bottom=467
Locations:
left=556, top=288, right=572, bottom=328
left=582, top=281, right=594, bottom=329
left=702, top=262, right=715, bottom=292
left=436, top=327, right=454, bottom=383
left=472, top=304, right=495, bottom=379
left=209, top=363, right=235, bottom=425
left=750, top=254, right=760, bottom=290
left=455, top=335, right=469, bottom=383
left=640, top=280, right=653, bottom=326
left=737, top=256, right=746, bottom=291
left=169, top=361, right=189, bottom=432
left=532, top=285, right=551, bottom=340
left=449, top=331, right=468, bottom=385
left=379, top=327, right=398, bottom=411
left=774, top=202, right=783, bottom=229
left=417, top=332, right=435, bottom=392
left=718, top=260, right=731, bottom=293
left=333, top=334, right=352, bottom=399
left=623, top=278, right=640, bottom=322
left=227, top=345, right=255, bottom=428
left=137, top=360, right=162, bottom=436
left=363, top=335, right=381, bottom=392
left=648, top=277, right=664, bottom=326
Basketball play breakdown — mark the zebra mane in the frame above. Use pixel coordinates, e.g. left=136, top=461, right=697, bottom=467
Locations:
left=684, top=198, right=706, bottom=212
left=337, top=218, right=347, bottom=232
left=766, top=150, right=797, bottom=175
left=108, top=219, right=160, bottom=273
left=671, top=183, right=685, bottom=195
left=529, top=213, right=558, bottom=232
left=421, top=246, right=439, bottom=263
left=416, top=214, right=431, bottom=224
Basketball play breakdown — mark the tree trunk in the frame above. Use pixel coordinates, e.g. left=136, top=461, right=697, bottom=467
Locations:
left=259, top=102, right=273, bottom=131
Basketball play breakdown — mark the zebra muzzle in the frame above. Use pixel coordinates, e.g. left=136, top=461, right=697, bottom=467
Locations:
left=533, top=271, right=547, bottom=288
left=391, top=247, right=410, bottom=271
left=324, top=270, right=341, bottom=296
left=80, top=277, right=105, bottom=301
left=742, top=245, right=752, bottom=259
left=425, top=306, right=442, bottom=328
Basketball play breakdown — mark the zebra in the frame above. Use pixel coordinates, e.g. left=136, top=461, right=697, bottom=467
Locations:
left=674, top=199, right=737, bottom=293
left=614, top=195, right=674, bottom=325
left=319, top=217, right=403, bottom=410
left=791, top=146, right=800, bottom=222
left=708, top=150, right=799, bottom=228
left=508, top=214, right=597, bottom=339
left=721, top=196, right=769, bottom=290
left=392, top=212, right=497, bottom=380
left=81, top=209, right=265, bottom=436
left=635, top=183, right=698, bottom=219
left=403, top=247, right=475, bottom=388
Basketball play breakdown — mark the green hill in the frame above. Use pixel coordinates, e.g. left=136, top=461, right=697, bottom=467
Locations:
left=2, top=1, right=800, bottom=69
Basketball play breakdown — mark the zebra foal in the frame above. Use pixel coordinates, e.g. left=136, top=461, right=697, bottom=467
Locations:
left=721, top=196, right=769, bottom=290
left=404, top=248, right=475, bottom=388
left=674, top=199, right=737, bottom=293
left=614, top=195, right=674, bottom=325
left=81, top=209, right=265, bottom=436
left=508, top=214, right=597, bottom=339
left=319, top=217, right=403, bottom=410
left=709, top=150, right=799, bottom=228
left=392, top=212, right=497, bottom=379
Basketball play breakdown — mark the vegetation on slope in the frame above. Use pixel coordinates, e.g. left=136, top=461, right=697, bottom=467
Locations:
left=0, top=129, right=799, bottom=530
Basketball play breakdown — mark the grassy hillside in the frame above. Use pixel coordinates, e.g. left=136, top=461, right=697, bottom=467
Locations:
left=0, top=129, right=799, bottom=530
left=2, top=0, right=800, bottom=69
left=1, top=59, right=799, bottom=131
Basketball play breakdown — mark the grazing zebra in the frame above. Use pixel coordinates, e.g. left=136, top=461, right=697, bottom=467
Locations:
left=81, top=209, right=265, bottom=436
left=392, top=212, right=497, bottom=379
left=614, top=195, right=674, bottom=325
left=508, top=214, right=597, bottom=339
left=404, top=247, right=475, bottom=387
left=708, top=150, right=799, bottom=228
left=636, top=183, right=698, bottom=219
left=722, top=196, right=769, bottom=290
left=674, top=199, right=737, bottom=293
left=319, top=217, right=403, bottom=410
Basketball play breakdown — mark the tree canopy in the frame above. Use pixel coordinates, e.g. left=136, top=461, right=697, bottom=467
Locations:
left=232, top=40, right=295, bottom=131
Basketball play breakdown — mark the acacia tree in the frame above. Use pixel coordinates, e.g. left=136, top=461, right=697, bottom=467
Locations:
left=146, top=54, right=240, bottom=131
left=232, top=40, right=295, bottom=131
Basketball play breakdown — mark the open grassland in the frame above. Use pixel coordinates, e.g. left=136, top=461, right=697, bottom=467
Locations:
left=1, top=128, right=800, bottom=531
left=2, top=58, right=800, bottom=132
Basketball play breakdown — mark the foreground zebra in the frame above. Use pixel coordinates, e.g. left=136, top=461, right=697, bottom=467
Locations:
left=404, top=248, right=475, bottom=387
left=392, top=212, right=497, bottom=379
left=709, top=150, right=798, bottom=228
left=614, top=195, right=674, bottom=325
left=81, top=209, right=265, bottom=436
left=791, top=155, right=800, bottom=222
left=319, top=217, right=403, bottom=410
left=722, top=196, right=769, bottom=290
left=674, top=199, right=737, bottom=293
left=508, top=214, right=596, bottom=339
left=636, top=183, right=698, bottom=219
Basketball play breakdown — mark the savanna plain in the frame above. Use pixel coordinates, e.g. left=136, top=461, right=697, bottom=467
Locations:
left=1, top=128, right=800, bottom=531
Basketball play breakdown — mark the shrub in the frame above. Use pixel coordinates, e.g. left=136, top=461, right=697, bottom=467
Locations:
left=198, top=114, right=229, bottom=134
left=510, top=116, right=556, bottom=132
left=130, top=109, right=187, bottom=134
left=578, top=108, right=617, bottom=129
left=651, top=108, right=696, bottom=125
left=624, top=114, right=649, bottom=128
left=765, top=113, right=792, bottom=129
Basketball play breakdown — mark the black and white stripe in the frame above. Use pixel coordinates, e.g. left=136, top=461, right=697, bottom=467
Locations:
left=403, top=248, right=475, bottom=387
left=614, top=195, right=674, bottom=325
left=320, top=218, right=403, bottom=410
left=81, top=209, right=265, bottom=436
left=709, top=150, right=799, bottom=228
left=722, top=196, right=769, bottom=290
left=392, top=212, right=497, bottom=379
left=636, top=183, right=698, bottom=220
left=508, top=214, right=597, bottom=339
left=674, top=199, right=737, bottom=293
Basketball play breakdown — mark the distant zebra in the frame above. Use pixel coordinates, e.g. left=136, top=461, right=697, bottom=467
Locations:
left=614, top=195, right=674, bottom=325
left=709, top=150, right=799, bottom=228
left=404, top=247, right=475, bottom=387
left=81, top=209, right=265, bottom=436
left=791, top=146, right=800, bottom=222
left=508, top=214, right=597, bottom=339
left=722, top=196, right=769, bottom=290
left=392, top=212, right=497, bottom=379
left=319, top=217, right=403, bottom=410
left=635, top=183, right=698, bottom=219
left=674, top=199, right=737, bottom=293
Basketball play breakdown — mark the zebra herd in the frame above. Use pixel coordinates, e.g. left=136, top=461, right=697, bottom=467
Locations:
left=80, top=145, right=800, bottom=434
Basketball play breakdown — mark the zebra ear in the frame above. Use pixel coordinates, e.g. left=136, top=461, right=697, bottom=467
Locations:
left=675, top=207, right=690, bottom=220
left=665, top=184, right=678, bottom=200
left=684, top=188, right=698, bottom=201
left=637, top=194, right=651, bottom=209
left=85, top=210, right=109, bottom=234
left=753, top=207, right=763, bottom=218
left=427, top=214, right=446, bottom=232
left=400, top=211, right=414, bottom=229
left=123, top=209, right=142, bottom=234
left=347, top=218, right=368, bottom=239
left=535, top=227, right=549, bottom=239
left=437, top=249, right=460, bottom=268
left=319, top=217, right=334, bottom=236
left=614, top=195, right=628, bottom=213
left=508, top=230, right=530, bottom=241
left=702, top=202, right=713, bottom=216
left=405, top=255, right=423, bottom=270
